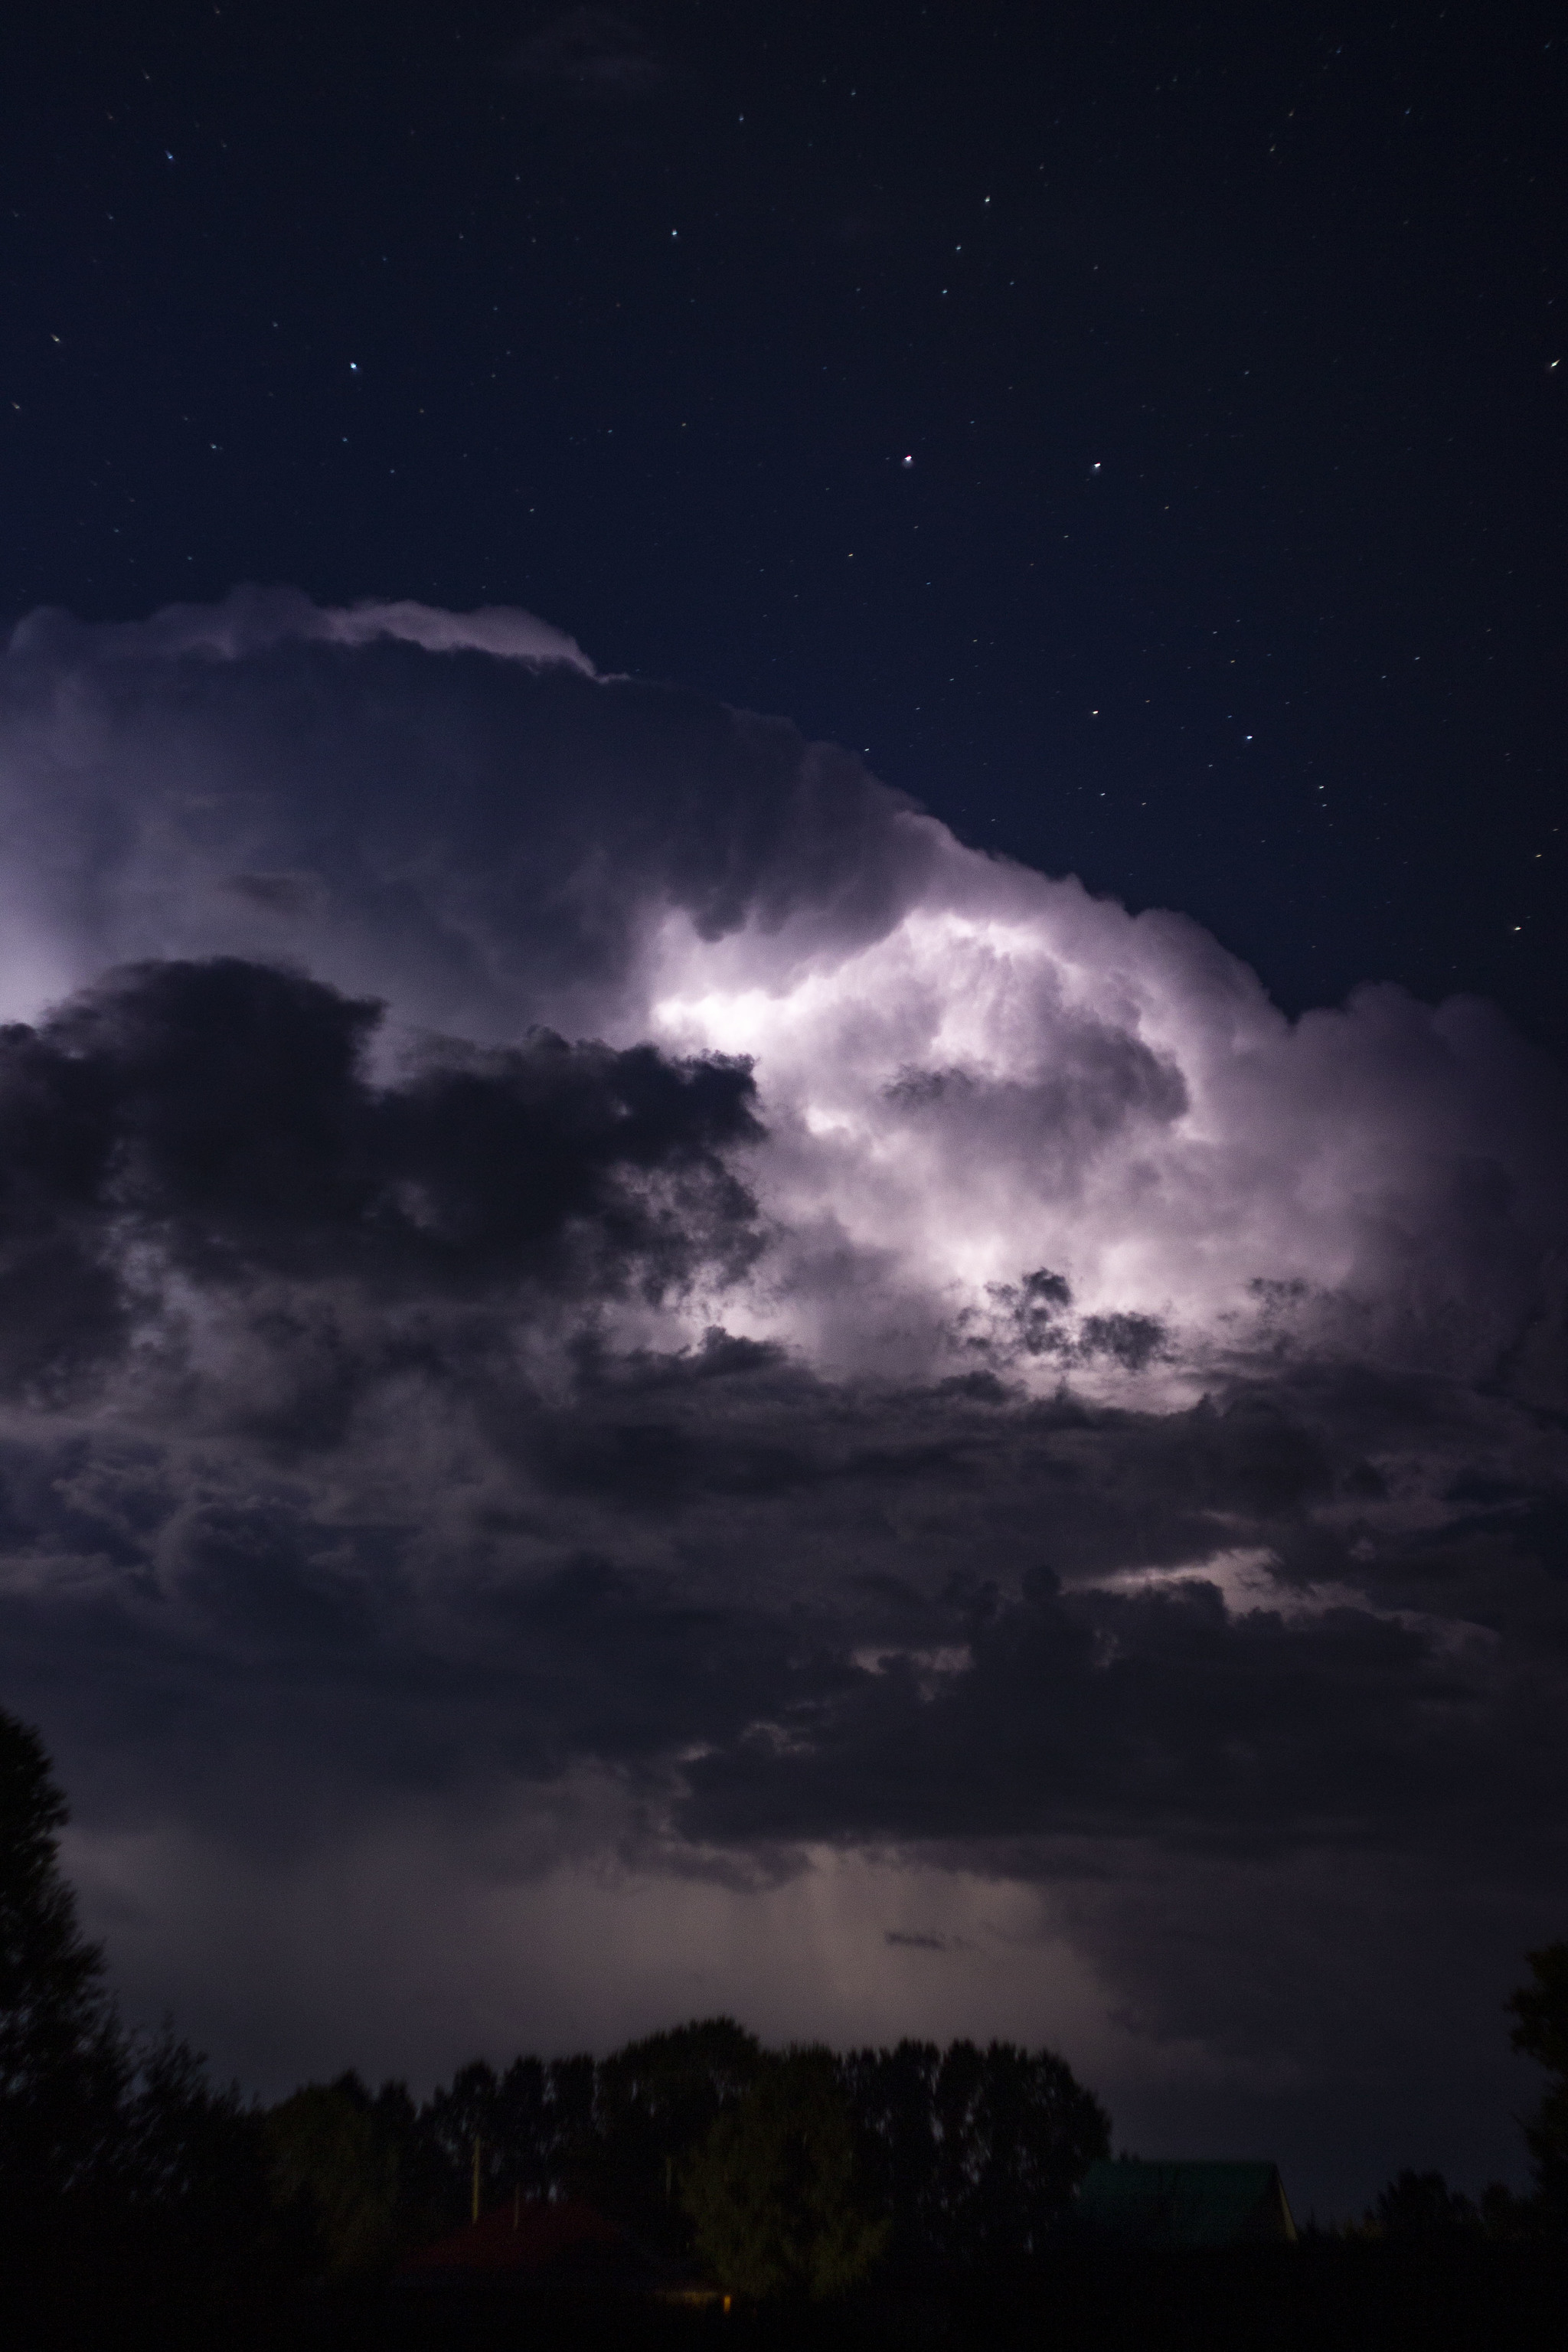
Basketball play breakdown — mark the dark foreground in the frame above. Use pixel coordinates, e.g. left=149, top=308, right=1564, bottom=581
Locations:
left=8, top=2247, right=1568, bottom=2352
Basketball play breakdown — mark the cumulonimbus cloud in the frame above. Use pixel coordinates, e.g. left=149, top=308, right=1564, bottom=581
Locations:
left=2, top=588, right=1558, bottom=1383
left=1, top=593, right=1563, bottom=2201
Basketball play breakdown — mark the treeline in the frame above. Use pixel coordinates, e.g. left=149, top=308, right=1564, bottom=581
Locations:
left=2, top=1706, right=1110, bottom=2298
left=7, top=1700, right=1568, bottom=2324
left=265, top=2020, right=1113, bottom=2284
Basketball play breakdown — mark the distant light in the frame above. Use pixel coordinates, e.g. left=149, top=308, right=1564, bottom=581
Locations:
left=903, top=453, right=914, bottom=468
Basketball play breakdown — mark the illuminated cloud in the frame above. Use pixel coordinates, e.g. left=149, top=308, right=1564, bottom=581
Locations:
left=1, top=593, right=1563, bottom=2208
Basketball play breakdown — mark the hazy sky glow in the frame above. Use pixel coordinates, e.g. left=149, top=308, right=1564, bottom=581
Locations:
left=1, top=596, right=1563, bottom=2217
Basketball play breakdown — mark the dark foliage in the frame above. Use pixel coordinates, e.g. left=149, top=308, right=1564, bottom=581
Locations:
left=1, top=1704, right=282, bottom=2311
left=264, top=2073, right=403, bottom=2272
left=1366, top=2169, right=1481, bottom=2242
left=682, top=2046, right=887, bottom=2298
left=1508, top=1940, right=1568, bottom=2233
left=416, top=2050, right=598, bottom=2228
left=840, top=2036, right=1112, bottom=2276
left=585, top=2018, right=764, bottom=2254
left=390, top=2024, right=1108, bottom=2283
left=0, top=1707, right=125, bottom=2203
left=372, top=2021, right=766, bottom=2256
left=114, top=2024, right=268, bottom=2223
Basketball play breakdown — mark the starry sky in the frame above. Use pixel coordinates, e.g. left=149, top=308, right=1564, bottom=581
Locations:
left=2, top=2, right=1566, bottom=2226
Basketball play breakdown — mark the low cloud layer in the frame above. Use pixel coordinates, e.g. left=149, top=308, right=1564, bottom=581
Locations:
left=2, top=593, right=1563, bottom=2212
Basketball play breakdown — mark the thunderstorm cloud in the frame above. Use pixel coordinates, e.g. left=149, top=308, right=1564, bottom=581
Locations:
left=1, top=591, right=1563, bottom=2210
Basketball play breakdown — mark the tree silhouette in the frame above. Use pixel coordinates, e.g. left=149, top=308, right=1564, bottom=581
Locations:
left=1508, top=1941, right=1568, bottom=2231
left=263, top=2076, right=400, bottom=2272
left=0, top=1707, right=124, bottom=2205
left=420, top=2049, right=597, bottom=2222
left=842, top=2036, right=1112, bottom=2275
left=588, top=2017, right=763, bottom=2253
left=1367, top=2169, right=1480, bottom=2241
left=683, top=2047, right=888, bottom=2299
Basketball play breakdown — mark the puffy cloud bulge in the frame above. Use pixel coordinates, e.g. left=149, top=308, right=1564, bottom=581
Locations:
left=1, top=594, right=1564, bottom=2197
left=4, top=588, right=1557, bottom=1379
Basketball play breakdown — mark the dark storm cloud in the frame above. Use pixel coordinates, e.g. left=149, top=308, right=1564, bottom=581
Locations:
left=0, top=956, right=761, bottom=1399
left=521, top=1353, right=1566, bottom=1867
left=7, top=1274, right=1558, bottom=1868
left=681, top=1545, right=1547, bottom=1852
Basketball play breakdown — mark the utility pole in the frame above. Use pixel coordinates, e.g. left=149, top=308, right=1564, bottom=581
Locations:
left=472, top=2133, right=482, bottom=2226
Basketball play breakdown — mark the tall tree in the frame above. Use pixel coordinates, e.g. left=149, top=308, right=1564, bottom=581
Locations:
left=1365, top=2170, right=1480, bottom=2241
left=420, top=2050, right=597, bottom=2222
left=590, top=2017, right=763, bottom=2252
left=683, top=2047, right=887, bottom=2299
left=1508, top=1941, right=1568, bottom=2230
left=0, top=1707, right=124, bottom=2203
left=263, top=2076, right=400, bottom=2273
left=844, top=2037, right=1110, bottom=2275
left=839, top=2039, right=942, bottom=2272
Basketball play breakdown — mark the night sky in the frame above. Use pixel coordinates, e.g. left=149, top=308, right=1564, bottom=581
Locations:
left=2, top=2, right=1566, bottom=2222
left=8, top=1, right=1564, bottom=1046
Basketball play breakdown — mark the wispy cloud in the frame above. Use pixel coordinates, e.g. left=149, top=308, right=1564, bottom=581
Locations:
left=507, top=8, right=666, bottom=97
